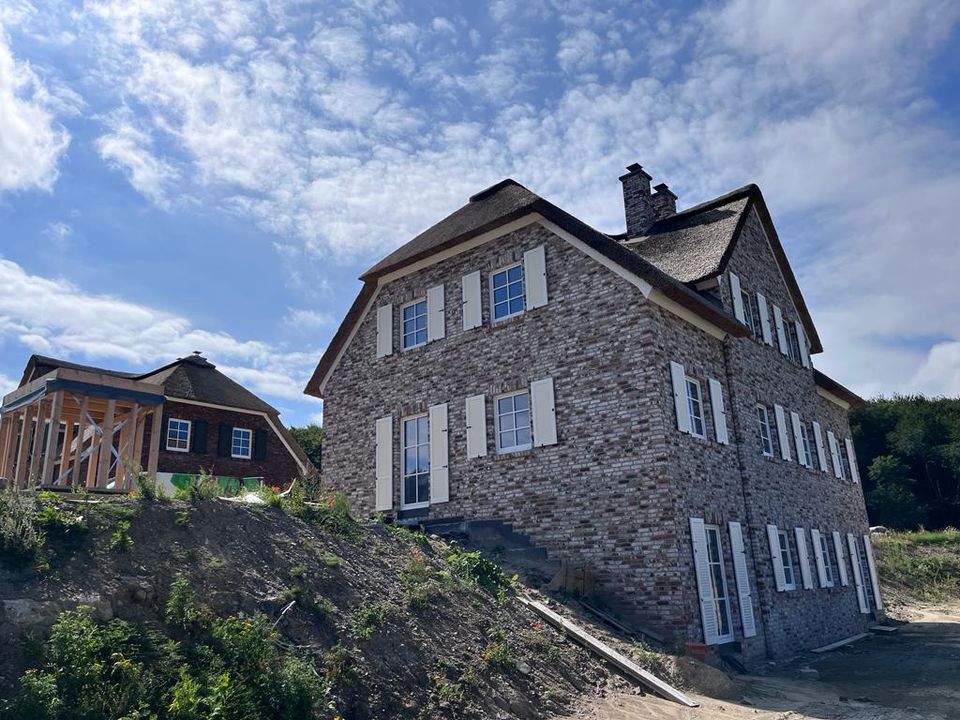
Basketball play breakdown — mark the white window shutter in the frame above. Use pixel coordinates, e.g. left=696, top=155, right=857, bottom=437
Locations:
left=465, top=394, right=487, bottom=459
left=428, top=403, right=449, bottom=503
left=812, top=421, right=828, bottom=472
left=828, top=431, right=842, bottom=478
left=847, top=533, right=869, bottom=613
left=833, top=531, right=849, bottom=586
left=523, top=245, right=548, bottom=309
left=796, top=321, right=811, bottom=368
left=708, top=378, right=728, bottom=445
left=845, top=438, right=861, bottom=483
left=794, top=528, right=814, bottom=589
left=729, top=272, right=745, bottom=323
left=670, top=362, right=691, bottom=434
left=427, top=284, right=445, bottom=342
left=790, top=411, right=805, bottom=466
left=757, top=293, right=773, bottom=345
left=774, top=404, right=791, bottom=461
left=690, top=518, right=720, bottom=645
left=773, top=305, right=788, bottom=356
left=863, top=535, right=883, bottom=610
left=810, top=529, right=828, bottom=588
left=461, top=271, right=482, bottom=331
left=374, top=415, right=393, bottom=511
left=767, top=524, right=787, bottom=592
left=530, top=378, right=557, bottom=447
left=376, top=304, right=393, bottom=358
left=728, top=521, right=757, bottom=637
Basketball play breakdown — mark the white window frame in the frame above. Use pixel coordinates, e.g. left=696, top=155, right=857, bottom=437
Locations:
left=757, top=405, right=773, bottom=456
left=778, top=530, right=797, bottom=590
left=400, top=297, right=428, bottom=350
left=401, top=413, right=431, bottom=509
left=231, top=427, right=252, bottom=459
left=685, top=377, right=706, bottom=439
left=490, top=262, right=525, bottom=323
left=704, top=525, right=735, bottom=643
left=494, top=390, right=532, bottom=454
left=840, top=443, right=852, bottom=480
left=166, top=418, right=191, bottom=453
left=819, top=532, right=835, bottom=587
left=799, top=422, right=813, bottom=468
left=740, top=289, right=755, bottom=336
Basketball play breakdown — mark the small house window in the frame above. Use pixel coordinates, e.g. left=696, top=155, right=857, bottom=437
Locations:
left=402, top=414, right=430, bottom=508
left=401, top=299, right=428, bottom=350
left=778, top=530, right=797, bottom=590
left=840, top=443, right=852, bottom=480
left=491, top=263, right=525, bottom=321
left=495, top=391, right=531, bottom=453
left=819, top=532, right=835, bottom=587
left=748, top=294, right=763, bottom=341
left=800, top=422, right=813, bottom=468
left=705, top=525, right=734, bottom=642
left=786, top=322, right=802, bottom=364
left=166, top=419, right=191, bottom=452
left=231, top=428, right=252, bottom=459
left=757, top=405, right=773, bottom=456
left=740, top=290, right=755, bottom=335
left=685, top=378, right=706, bottom=439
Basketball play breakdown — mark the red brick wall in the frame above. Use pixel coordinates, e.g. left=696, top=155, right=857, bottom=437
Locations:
left=140, top=401, right=303, bottom=486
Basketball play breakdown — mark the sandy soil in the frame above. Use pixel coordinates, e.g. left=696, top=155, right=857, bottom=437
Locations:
left=561, top=604, right=960, bottom=720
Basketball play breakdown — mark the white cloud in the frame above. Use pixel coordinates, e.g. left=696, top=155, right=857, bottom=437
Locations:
left=0, top=29, right=70, bottom=192
left=0, top=372, right=16, bottom=400
left=96, top=116, right=179, bottom=207
left=283, top=308, right=333, bottom=330
left=0, top=258, right=321, bottom=404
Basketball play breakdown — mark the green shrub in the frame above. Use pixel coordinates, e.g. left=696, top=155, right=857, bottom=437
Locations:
left=174, top=470, right=219, bottom=503
left=447, top=550, right=511, bottom=595
left=401, top=547, right=441, bottom=610
left=109, top=520, right=133, bottom=552
left=322, top=553, right=341, bottom=568
left=349, top=601, right=392, bottom=640
left=0, top=490, right=44, bottom=568
left=324, top=643, right=353, bottom=688
left=134, top=469, right=167, bottom=502
left=165, top=576, right=211, bottom=631
left=174, top=508, right=191, bottom=527
left=482, top=625, right=514, bottom=668
left=390, top=524, right=431, bottom=547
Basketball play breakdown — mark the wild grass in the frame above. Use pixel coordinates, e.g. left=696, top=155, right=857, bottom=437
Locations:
left=874, top=528, right=960, bottom=601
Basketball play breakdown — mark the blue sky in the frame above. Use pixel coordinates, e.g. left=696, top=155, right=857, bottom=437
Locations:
left=1, top=0, right=959, bottom=427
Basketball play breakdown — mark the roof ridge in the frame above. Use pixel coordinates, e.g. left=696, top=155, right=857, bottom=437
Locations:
left=650, top=183, right=757, bottom=228
left=468, top=178, right=528, bottom=203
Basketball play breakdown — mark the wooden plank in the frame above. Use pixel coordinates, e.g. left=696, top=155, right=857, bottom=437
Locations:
left=519, top=596, right=698, bottom=707
left=869, top=624, right=899, bottom=634
left=96, top=399, right=116, bottom=488
left=28, top=398, right=48, bottom=485
left=116, top=403, right=137, bottom=489
left=58, top=419, right=75, bottom=485
left=41, top=391, right=64, bottom=485
left=72, top=397, right=90, bottom=490
left=131, top=407, right=146, bottom=473
left=811, top=632, right=869, bottom=653
left=15, top=406, right=35, bottom=487
left=0, top=414, right=13, bottom=478
left=146, top=404, right=163, bottom=479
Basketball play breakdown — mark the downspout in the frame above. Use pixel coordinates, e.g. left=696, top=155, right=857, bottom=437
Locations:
left=722, top=340, right=776, bottom=660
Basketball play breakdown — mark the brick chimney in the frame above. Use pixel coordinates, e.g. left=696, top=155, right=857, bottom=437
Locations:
left=620, top=164, right=677, bottom=236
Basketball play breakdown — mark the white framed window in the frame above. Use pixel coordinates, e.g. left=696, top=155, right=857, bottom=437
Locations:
left=402, top=414, right=430, bottom=508
left=704, top=525, right=735, bottom=642
left=740, top=290, right=755, bottom=336
left=231, top=427, right=252, bottom=459
left=757, top=405, right=773, bottom=456
left=491, top=263, right=525, bottom=321
left=166, top=418, right=191, bottom=452
left=786, top=322, right=802, bottom=364
left=799, top=422, right=813, bottom=468
left=747, top=294, right=763, bottom=341
left=819, top=532, right=835, bottom=587
left=401, top=298, right=428, bottom=350
left=778, top=530, right=797, bottom=590
left=685, top=377, right=706, bottom=439
left=840, top=444, right=852, bottom=480
left=495, top=390, right=531, bottom=453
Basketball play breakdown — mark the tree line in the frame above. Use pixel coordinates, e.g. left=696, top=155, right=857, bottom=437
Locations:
left=852, top=396, right=960, bottom=530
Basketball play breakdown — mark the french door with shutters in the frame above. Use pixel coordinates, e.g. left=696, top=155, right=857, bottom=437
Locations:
left=401, top=414, right=430, bottom=509
left=856, top=538, right=876, bottom=610
left=705, top=525, right=735, bottom=643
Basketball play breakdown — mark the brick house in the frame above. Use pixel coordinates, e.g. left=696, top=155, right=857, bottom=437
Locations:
left=305, top=164, right=882, bottom=662
left=9, top=353, right=312, bottom=494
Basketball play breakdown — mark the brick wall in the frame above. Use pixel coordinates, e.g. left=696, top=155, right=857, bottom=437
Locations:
left=321, top=212, right=874, bottom=661
left=141, top=401, right=302, bottom=486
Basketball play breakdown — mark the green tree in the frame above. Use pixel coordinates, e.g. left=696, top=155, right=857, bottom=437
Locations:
left=852, top=395, right=960, bottom=530
left=288, top=424, right=322, bottom=471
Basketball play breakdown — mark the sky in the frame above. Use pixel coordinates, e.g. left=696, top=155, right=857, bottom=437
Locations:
left=1, top=0, right=960, bottom=427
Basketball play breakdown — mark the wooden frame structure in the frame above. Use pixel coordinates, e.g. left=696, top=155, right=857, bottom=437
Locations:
left=0, top=367, right=165, bottom=492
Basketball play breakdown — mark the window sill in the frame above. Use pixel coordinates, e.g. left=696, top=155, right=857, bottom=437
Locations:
left=231, top=455, right=252, bottom=460
left=166, top=447, right=190, bottom=453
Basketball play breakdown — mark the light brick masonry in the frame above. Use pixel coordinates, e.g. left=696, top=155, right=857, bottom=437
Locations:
left=314, top=171, right=877, bottom=664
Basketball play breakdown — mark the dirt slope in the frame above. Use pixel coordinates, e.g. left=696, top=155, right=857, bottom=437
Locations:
left=0, top=496, right=631, bottom=719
